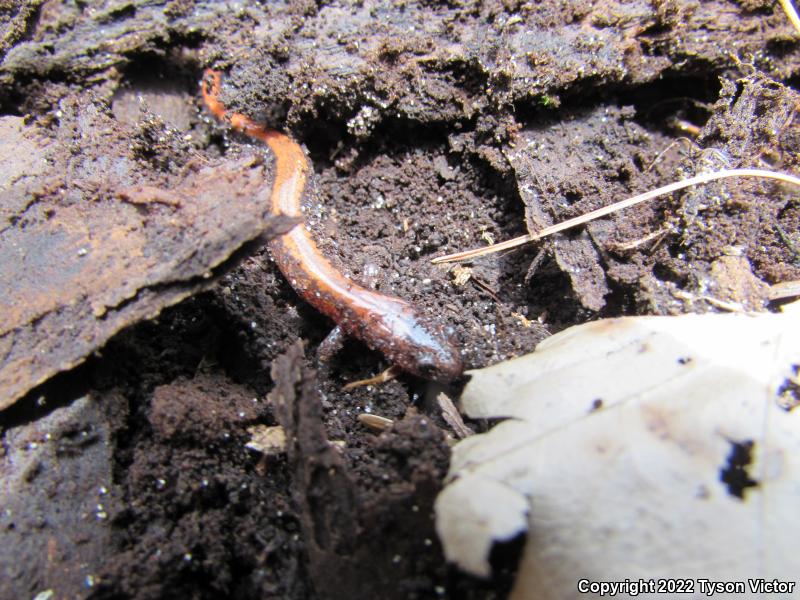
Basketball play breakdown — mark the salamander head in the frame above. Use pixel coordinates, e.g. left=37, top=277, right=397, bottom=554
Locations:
left=373, top=306, right=464, bottom=383
left=407, top=338, right=464, bottom=383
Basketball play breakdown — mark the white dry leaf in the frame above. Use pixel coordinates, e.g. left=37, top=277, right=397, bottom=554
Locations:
left=435, top=302, right=800, bottom=599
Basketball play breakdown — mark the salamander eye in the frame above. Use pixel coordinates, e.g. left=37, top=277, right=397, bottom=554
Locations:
left=415, top=357, right=439, bottom=379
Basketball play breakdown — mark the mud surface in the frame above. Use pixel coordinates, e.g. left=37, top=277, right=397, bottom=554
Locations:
left=1, top=1, right=800, bottom=599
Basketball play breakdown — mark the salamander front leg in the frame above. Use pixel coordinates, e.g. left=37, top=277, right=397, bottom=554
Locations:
left=317, top=324, right=345, bottom=365
left=314, top=325, right=347, bottom=382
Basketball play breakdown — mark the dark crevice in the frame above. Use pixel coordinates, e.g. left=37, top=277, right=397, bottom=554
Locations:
left=514, top=73, right=721, bottom=137
left=0, top=361, right=94, bottom=432
left=114, top=51, right=202, bottom=99
left=652, top=260, right=689, bottom=288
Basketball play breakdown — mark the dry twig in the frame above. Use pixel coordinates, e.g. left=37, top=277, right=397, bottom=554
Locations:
left=779, top=0, right=800, bottom=36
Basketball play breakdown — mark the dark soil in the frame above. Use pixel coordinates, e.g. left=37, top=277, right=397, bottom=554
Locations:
left=2, top=1, right=800, bottom=599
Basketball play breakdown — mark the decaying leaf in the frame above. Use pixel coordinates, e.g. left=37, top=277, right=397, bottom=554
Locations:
left=436, top=302, right=800, bottom=598
left=0, top=110, right=297, bottom=410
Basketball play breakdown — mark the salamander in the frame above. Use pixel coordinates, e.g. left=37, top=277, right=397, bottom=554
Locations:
left=201, top=69, right=463, bottom=382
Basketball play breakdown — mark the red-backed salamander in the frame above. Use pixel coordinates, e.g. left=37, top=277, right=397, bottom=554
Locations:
left=201, top=69, right=463, bottom=382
